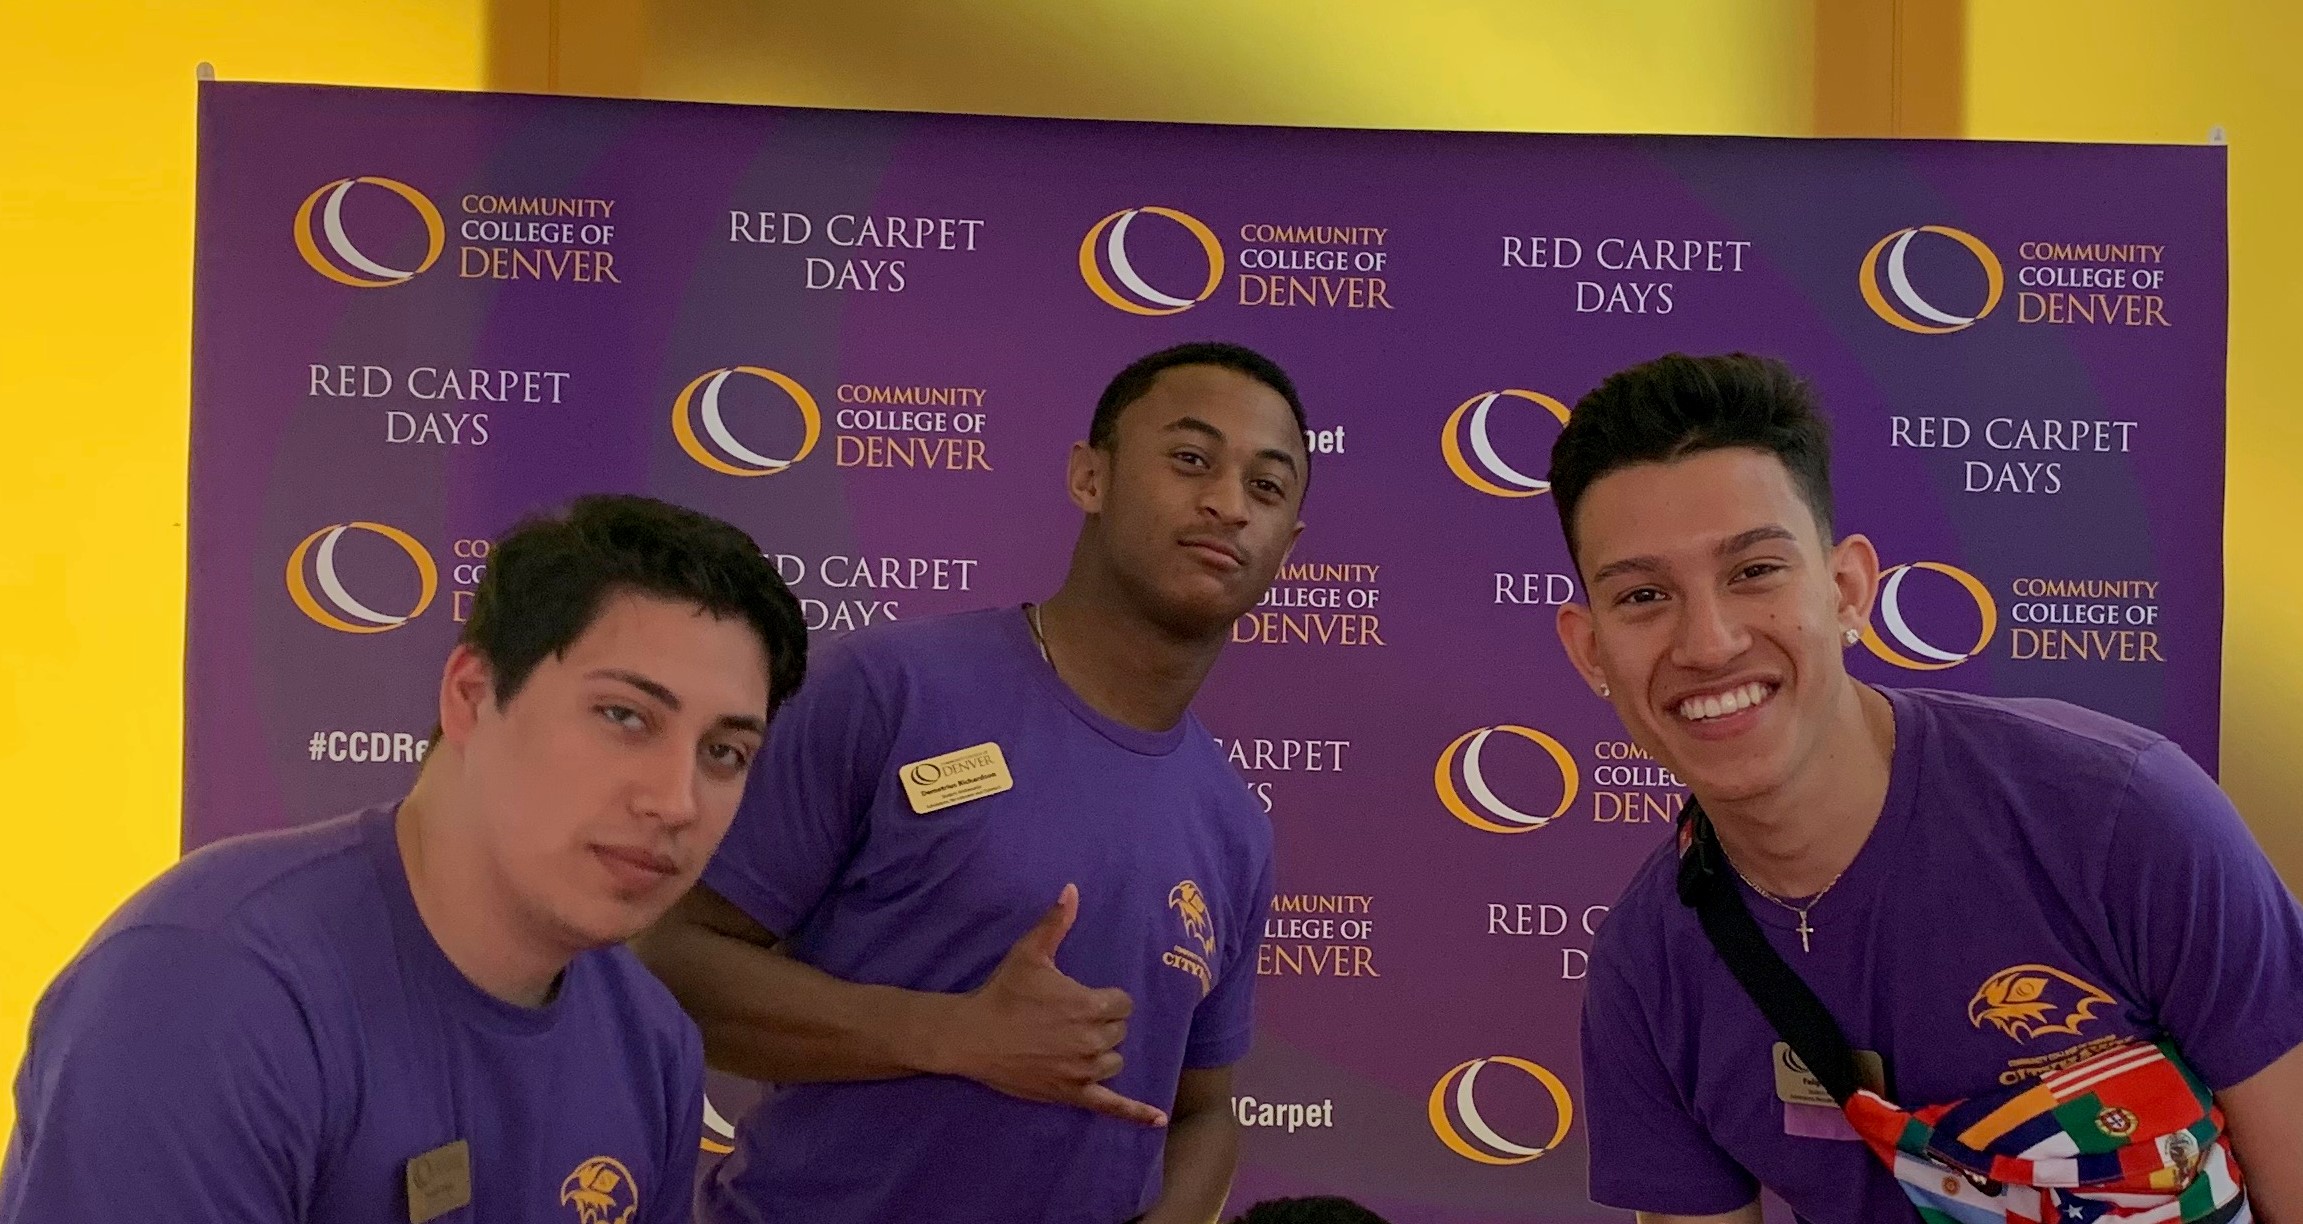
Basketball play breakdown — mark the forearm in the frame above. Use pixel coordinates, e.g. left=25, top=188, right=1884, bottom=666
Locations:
left=1634, top=1207, right=1762, bottom=1224
left=2216, top=1042, right=2303, bottom=1223
left=2228, top=1111, right=2303, bottom=1224
left=1141, top=1104, right=1239, bottom=1224
left=642, top=923, right=961, bottom=1085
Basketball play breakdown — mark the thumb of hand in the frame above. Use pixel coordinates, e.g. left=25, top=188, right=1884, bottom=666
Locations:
left=1010, top=883, right=1079, bottom=963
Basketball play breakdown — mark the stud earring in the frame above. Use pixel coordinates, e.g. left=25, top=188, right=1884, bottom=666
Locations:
left=1844, top=626, right=1861, bottom=646
left=1597, top=683, right=1611, bottom=698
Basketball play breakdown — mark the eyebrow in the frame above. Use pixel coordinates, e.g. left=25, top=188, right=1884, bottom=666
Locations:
left=1163, top=415, right=1302, bottom=478
left=1587, top=524, right=1800, bottom=587
left=588, top=669, right=768, bottom=736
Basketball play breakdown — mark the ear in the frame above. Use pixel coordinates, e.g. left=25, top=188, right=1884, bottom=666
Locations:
left=1555, top=600, right=1609, bottom=698
left=1066, top=440, right=1110, bottom=515
left=1279, top=518, right=1305, bottom=566
left=436, top=643, right=497, bottom=748
left=1828, top=532, right=1882, bottom=640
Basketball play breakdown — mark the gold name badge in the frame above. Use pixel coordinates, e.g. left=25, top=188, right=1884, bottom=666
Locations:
left=1771, top=1042, right=1887, bottom=1107
left=899, top=742, right=1014, bottom=814
left=406, top=1139, right=471, bottom=1224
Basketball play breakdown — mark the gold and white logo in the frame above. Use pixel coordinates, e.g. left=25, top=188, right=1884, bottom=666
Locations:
left=294, top=177, right=445, bottom=287
left=671, top=366, right=823, bottom=477
left=285, top=522, right=438, bottom=634
left=1079, top=207, right=1225, bottom=316
left=1428, top=1056, right=1575, bottom=1165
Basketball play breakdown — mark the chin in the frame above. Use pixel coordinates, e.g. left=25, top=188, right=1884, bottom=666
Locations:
left=1678, top=760, right=1794, bottom=807
left=552, top=896, right=660, bottom=952
left=1146, top=585, right=1247, bottom=637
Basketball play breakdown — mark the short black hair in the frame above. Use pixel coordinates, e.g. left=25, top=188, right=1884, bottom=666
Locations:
left=1089, top=341, right=1308, bottom=453
left=1547, top=352, right=1834, bottom=563
left=458, top=494, right=807, bottom=714
left=1229, top=1196, right=1392, bottom=1224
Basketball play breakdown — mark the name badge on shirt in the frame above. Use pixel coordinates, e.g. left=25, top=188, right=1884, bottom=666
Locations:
left=1771, top=1041, right=1886, bottom=1106
left=899, top=742, right=1014, bottom=814
left=405, top=1139, right=471, bottom=1223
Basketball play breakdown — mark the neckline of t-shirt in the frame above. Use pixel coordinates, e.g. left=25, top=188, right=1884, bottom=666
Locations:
left=1733, top=683, right=1924, bottom=937
left=1007, top=604, right=1192, bottom=757
left=360, top=803, right=575, bottom=1038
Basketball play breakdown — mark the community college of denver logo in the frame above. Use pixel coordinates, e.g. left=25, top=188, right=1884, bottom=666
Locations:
left=294, top=177, right=444, bottom=287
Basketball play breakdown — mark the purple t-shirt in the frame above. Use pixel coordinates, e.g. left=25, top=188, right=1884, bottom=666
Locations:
left=1581, top=686, right=2303, bottom=1223
left=699, top=607, right=1275, bottom=1224
left=1, top=805, right=702, bottom=1224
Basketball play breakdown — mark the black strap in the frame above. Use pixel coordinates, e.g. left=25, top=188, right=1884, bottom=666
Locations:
left=1674, top=797, right=1865, bottom=1105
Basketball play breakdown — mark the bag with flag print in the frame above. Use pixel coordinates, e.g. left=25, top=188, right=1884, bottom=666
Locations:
left=1674, top=799, right=2252, bottom=1223
left=1841, top=1038, right=2244, bottom=1222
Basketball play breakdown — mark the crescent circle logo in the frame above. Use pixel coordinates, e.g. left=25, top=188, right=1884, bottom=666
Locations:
left=285, top=522, right=439, bottom=634
left=1428, top=1056, right=1575, bottom=1166
left=1435, top=725, right=1579, bottom=835
left=1859, top=225, right=2005, bottom=334
left=293, top=177, right=445, bottom=288
left=908, top=762, right=944, bottom=786
left=1861, top=561, right=1999, bottom=671
left=672, top=366, right=823, bottom=477
left=1079, top=207, right=1225, bottom=316
left=1441, top=390, right=1571, bottom=498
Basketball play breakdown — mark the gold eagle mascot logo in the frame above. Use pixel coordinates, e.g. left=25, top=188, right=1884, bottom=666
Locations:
left=1168, top=881, right=1217, bottom=957
left=559, top=1156, right=640, bottom=1224
left=1968, top=964, right=2116, bottom=1041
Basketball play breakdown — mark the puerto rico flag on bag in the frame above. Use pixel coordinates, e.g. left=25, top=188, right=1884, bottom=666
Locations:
left=1842, top=1039, right=2250, bottom=1223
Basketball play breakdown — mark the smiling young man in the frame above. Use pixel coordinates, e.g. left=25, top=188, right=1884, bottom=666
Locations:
left=2, top=494, right=807, bottom=1224
left=1548, top=354, right=2303, bottom=1223
left=637, top=341, right=1304, bottom=1224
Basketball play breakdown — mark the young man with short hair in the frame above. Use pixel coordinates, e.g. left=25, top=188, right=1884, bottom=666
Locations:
left=1550, top=354, right=2303, bottom=1222
left=640, top=341, right=1309, bottom=1224
left=3, top=494, right=808, bottom=1224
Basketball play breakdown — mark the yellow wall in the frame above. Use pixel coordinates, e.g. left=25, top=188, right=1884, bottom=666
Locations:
left=0, top=0, right=489, bottom=1144
left=5, top=0, right=2293, bottom=1148
left=612, top=0, right=1817, bottom=134
left=1964, top=1, right=2303, bottom=877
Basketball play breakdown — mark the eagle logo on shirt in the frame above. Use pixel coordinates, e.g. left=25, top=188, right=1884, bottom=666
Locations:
left=558, top=1156, right=640, bottom=1224
left=1967, top=964, right=2117, bottom=1042
left=1168, top=880, right=1217, bottom=956
left=1162, top=880, right=1217, bottom=996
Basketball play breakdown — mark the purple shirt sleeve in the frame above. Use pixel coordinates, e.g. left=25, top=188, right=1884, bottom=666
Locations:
left=703, top=645, right=894, bottom=938
left=2107, top=739, right=2303, bottom=1091
left=1183, top=847, right=1274, bottom=1069
left=1, top=926, right=325, bottom=1224
left=1580, top=914, right=1759, bottom=1216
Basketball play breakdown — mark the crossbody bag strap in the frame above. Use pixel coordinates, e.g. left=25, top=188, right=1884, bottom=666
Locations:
left=1674, top=797, right=1865, bottom=1105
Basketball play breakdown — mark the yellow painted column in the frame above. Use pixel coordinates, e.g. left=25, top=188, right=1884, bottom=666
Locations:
left=1966, top=2, right=2303, bottom=881
left=0, top=0, right=489, bottom=1144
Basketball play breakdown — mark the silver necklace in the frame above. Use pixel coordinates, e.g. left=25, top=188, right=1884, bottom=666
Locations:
left=1727, top=859, right=1845, bottom=954
left=1026, top=602, right=1052, bottom=664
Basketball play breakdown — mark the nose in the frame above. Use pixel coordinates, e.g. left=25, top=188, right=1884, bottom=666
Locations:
left=636, top=739, right=702, bottom=830
left=1670, top=586, right=1749, bottom=673
left=1197, top=473, right=1250, bottom=529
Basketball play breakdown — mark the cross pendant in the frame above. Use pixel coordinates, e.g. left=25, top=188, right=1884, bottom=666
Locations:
left=1795, top=912, right=1814, bottom=953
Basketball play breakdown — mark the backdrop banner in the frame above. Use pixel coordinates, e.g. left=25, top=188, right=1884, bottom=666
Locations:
left=190, top=81, right=2227, bottom=1221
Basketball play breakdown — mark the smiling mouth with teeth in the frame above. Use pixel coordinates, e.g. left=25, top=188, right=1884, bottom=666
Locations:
left=1677, top=681, right=1775, bottom=722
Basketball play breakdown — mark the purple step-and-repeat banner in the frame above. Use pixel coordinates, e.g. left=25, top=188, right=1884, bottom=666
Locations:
left=190, top=82, right=2225, bottom=1221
